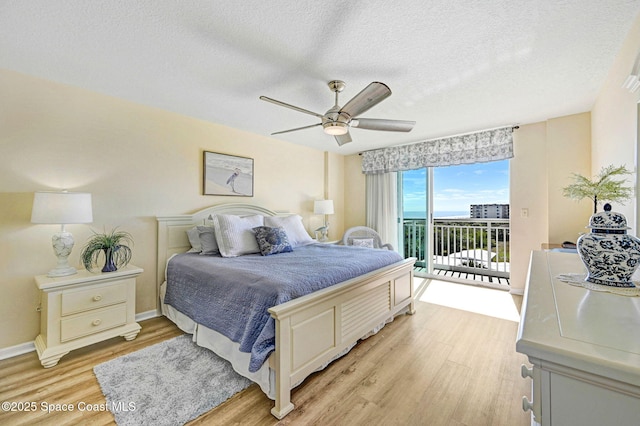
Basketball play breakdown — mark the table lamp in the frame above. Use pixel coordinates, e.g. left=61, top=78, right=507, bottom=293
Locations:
left=31, top=191, right=93, bottom=277
left=314, top=199, right=334, bottom=242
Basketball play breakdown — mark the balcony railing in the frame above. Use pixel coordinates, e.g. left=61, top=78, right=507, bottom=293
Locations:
left=404, top=217, right=510, bottom=281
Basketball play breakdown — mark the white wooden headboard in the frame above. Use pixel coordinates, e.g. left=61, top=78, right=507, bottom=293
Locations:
left=156, top=203, right=280, bottom=297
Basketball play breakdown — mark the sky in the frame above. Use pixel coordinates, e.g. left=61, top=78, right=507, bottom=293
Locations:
left=403, top=159, right=510, bottom=215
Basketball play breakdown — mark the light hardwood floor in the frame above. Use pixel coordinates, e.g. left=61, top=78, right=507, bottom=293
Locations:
left=0, top=280, right=531, bottom=426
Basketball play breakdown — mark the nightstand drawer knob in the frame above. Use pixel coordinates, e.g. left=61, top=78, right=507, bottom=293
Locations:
left=522, top=396, right=534, bottom=412
left=521, top=364, right=533, bottom=379
left=93, top=295, right=103, bottom=302
left=92, top=319, right=102, bottom=326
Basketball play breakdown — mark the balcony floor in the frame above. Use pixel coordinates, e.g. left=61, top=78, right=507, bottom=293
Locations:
left=414, top=266, right=510, bottom=286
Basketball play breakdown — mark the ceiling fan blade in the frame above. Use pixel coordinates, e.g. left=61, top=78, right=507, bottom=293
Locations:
left=259, top=96, right=324, bottom=119
left=271, top=123, right=322, bottom=135
left=335, top=132, right=352, bottom=146
left=339, top=82, right=392, bottom=118
left=351, top=118, right=415, bottom=132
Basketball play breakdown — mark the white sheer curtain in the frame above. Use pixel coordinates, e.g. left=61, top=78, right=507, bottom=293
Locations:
left=365, top=172, right=398, bottom=249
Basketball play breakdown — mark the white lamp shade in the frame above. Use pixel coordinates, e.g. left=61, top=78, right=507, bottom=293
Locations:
left=31, top=191, right=93, bottom=224
left=314, top=199, right=334, bottom=215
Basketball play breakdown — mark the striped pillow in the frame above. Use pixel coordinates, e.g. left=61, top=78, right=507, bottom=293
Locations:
left=212, top=214, right=264, bottom=257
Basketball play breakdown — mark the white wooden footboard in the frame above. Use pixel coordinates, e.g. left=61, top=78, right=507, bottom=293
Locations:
left=268, top=257, right=416, bottom=419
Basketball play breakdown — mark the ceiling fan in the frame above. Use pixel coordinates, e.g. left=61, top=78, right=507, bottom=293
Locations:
left=259, top=80, right=415, bottom=146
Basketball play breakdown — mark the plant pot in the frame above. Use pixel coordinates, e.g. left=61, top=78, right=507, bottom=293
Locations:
left=102, top=248, right=118, bottom=273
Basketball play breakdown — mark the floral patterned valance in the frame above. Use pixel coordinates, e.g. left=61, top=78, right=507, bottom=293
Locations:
left=361, top=127, right=514, bottom=174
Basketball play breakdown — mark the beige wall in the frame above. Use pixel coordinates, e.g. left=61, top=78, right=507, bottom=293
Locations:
left=509, top=122, right=549, bottom=291
left=343, top=154, right=366, bottom=230
left=0, top=69, right=341, bottom=349
left=546, top=113, right=592, bottom=243
left=325, top=152, right=346, bottom=241
left=509, top=113, right=591, bottom=291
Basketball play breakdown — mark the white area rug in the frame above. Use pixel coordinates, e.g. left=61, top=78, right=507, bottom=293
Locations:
left=94, top=334, right=252, bottom=426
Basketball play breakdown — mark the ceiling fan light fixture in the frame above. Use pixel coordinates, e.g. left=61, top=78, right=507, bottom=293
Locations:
left=323, top=122, right=348, bottom=135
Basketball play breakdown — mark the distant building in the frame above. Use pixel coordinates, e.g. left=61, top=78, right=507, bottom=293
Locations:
left=470, top=204, right=510, bottom=219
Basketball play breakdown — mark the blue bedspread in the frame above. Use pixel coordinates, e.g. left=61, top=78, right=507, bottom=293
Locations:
left=164, top=244, right=403, bottom=372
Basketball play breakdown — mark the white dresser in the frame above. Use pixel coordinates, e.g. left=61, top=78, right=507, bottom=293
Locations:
left=516, top=251, right=640, bottom=425
left=35, top=265, right=142, bottom=368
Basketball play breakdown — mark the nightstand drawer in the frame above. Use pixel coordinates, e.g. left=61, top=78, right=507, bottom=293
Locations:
left=60, top=304, right=127, bottom=342
left=61, top=280, right=129, bottom=315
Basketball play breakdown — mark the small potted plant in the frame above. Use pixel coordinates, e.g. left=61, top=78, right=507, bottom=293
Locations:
left=80, top=228, right=133, bottom=272
left=562, top=164, right=633, bottom=214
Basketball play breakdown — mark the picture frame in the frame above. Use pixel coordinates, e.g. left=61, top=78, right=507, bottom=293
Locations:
left=203, top=151, right=254, bottom=196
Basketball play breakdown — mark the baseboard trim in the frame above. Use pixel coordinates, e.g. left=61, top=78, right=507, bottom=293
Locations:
left=0, top=310, right=162, bottom=361
left=0, top=341, right=36, bottom=361
left=136, top=309, right=161, bottom=322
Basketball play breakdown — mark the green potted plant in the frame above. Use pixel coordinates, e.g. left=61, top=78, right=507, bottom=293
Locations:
left=562, top=165, right=633, bottom=214
left=80, top=228, right=133, bottom=272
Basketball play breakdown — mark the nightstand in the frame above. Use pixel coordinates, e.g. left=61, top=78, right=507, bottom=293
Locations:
left=34, top=265, right=143, bottom=368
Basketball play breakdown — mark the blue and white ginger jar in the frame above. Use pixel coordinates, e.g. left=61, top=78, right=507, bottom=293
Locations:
left=577, top=204, right=640, bottom=288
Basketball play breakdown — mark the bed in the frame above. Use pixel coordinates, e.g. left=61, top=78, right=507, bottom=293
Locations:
left=156, top=203, right=416, bottom=419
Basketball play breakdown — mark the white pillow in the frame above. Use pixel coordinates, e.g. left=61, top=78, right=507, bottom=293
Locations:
left=212, top=214, right=264, bottom=257
left=264, top=215, right=314, bottom=247
left=352, top=237, right=374, bottom=248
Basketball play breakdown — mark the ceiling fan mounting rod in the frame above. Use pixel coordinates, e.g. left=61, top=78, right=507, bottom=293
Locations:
left=328, top=80, right=345, bottom=108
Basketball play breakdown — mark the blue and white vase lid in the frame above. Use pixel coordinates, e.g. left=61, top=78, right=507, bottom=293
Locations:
left=586, top=203, right=630, bottom=231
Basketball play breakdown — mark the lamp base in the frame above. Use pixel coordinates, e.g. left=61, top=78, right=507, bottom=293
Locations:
left=314, top=222, right=330, bottom=242
left=47, top=231, right=77, bottom=277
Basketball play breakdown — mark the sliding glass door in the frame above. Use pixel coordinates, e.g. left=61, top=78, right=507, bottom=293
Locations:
left=399, top=161, right=511, bottom=287
left=399, top=168, right=432, bottom=277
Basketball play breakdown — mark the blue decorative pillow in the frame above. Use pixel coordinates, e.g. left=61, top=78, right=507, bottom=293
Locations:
left=253, top=226, right=293, bottom=256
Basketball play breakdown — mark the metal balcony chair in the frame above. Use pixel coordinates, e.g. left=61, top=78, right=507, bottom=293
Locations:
left=342, top=226, right=394, bottom=250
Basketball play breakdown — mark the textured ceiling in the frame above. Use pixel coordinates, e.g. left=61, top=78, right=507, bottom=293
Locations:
left=1, top=1, right=640, bottom=155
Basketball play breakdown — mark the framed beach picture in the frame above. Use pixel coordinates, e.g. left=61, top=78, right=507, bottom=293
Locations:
left=203, top=151, right=254, bottom=196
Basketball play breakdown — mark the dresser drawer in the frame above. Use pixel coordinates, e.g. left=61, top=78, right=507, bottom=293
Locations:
left=60, top=304, right=127, bottom=342
left=61, top=280, right=129, bottom=315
